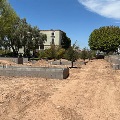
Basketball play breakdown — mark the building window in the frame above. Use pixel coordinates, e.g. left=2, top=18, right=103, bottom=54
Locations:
left=40, top=45, right=44, bottom=49
left=51, top=32, right=54, bottom=36
left=52, top=39, right=54, bottom=44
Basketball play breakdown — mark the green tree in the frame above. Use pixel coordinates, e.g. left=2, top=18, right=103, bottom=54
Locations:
left=10, top=18, right=47, bottom=57
left=88, top=26, right=120, bottom=53
left=0, top=0, right=18, bottom=37
left=0, top=1, right=47, bottom=57
left=29, top=26, right=47, bottom=57
left=64, top=43, right=79, bottom=67
left=43, top=45, right=57, bottom=60
left=41, top=46, right=65, bottom=60
left=80, top=48, right=88, bottom=61
left=56, top=47, right=65, bottom=59
left=61, top=32, right=71, bottom=50
left=0, top=0, right=19, bottom=56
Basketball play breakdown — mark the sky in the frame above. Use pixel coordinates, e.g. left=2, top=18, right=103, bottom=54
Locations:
left=8, top=0, right=120, bottom=49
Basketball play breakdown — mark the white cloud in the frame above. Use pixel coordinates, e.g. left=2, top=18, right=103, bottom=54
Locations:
left=78, top=0, right=120, bottom=20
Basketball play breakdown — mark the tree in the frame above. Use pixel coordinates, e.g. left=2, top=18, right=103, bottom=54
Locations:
left=56, top=47, right=65, bottom=59
left=0, top=0, right=19, bottom=56
left=80, top=48, right=88, bottom=61
left=43, top=45, right=57, bottom=60
left=39, top=46, right=65, bottom=60
left=0, top=1, right=47, bottom=57
left=87, top=50, right=93, bottom=60
left=61, top=32, right=71, bottom=50
left=88, top=26, right=120, bottom=53
left=29, top=26, right=47, bottom=57
left=0, top=0, right=19, bottom=38
left=8, top=18, right=47, bottom=57
left=64, top=43, right=79, bottom=67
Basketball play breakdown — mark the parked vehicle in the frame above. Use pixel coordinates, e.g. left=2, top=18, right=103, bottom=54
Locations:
left=96, top=53, right=104, bottom=59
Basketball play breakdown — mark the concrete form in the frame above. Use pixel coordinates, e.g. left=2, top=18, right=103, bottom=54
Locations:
left=51, top=60, right=85, bottom=66
left=0, top=66, right=69, bottom=79
left=105, top=55, right=120, bottom=70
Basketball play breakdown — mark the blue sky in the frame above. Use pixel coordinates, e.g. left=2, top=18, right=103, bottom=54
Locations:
left=8, top=0, right=120, bottom=49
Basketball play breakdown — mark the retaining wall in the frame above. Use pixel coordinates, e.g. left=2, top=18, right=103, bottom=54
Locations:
left=0, top=66, right=69, bottom=79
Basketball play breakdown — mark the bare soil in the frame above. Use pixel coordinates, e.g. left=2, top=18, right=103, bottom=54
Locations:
left=0, top=59, right=120, bottom=120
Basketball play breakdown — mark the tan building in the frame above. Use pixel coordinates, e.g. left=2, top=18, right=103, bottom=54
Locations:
left=10, top=29, right=64, bottom=55
left=39, top=29, right=63, bottom=50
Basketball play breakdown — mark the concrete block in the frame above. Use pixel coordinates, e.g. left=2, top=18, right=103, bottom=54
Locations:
left=63, top=68, right=69, bottom=79
left=0, top=66, right=69, bottom=79
left=112, top=64, right=119, bottom=70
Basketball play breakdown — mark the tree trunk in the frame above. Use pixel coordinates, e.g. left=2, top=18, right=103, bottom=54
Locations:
left=23, top=46, right=26, bottom=56
left=71, top=61, right=74, bottom=68
left=11, top=46, right=16, bottom=57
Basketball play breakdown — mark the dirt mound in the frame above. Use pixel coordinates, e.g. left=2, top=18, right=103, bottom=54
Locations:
left=32, top=59, right=50, bottom=67
left=0, top=60, right=16, bottom=65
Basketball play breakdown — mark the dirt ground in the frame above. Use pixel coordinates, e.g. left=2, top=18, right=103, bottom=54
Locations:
left=0, top=59, right=120, bottom=120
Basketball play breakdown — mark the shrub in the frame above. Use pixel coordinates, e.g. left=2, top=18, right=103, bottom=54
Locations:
left=56, top=47, right=65, bottom=59
left=64, top=45, right=79, bottom=67
left=38, top=50, right=46, bottom=59
left=80, top=48, right=88, bottom=61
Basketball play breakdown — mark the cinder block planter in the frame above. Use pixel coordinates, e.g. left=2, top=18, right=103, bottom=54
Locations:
left=106, top=55, right=120, bottom=70
left=0, top=66, right=69, bottom=79
left=17, top=58, right=23, bottom=64
left=51, top=60, right=85, bottom=65
left=51, top=61, right=72, bottom=65
left=112, top=64, right=119, bottom=70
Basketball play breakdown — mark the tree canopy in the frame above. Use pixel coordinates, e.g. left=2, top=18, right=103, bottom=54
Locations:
left=88, top=26, right=120, bottom=53
left=0, top=0, right=19, bottom=37
left=64, top=43, right=79, bottom=67
left=0, top=0, right=47, bottom=57
left=61, top=32, right=71, bottom=50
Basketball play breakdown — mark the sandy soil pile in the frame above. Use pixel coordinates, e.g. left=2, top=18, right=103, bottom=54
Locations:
left=0, top=59, right=120, bottom=120
left=32, top=59, right=51, bottom=67
left=0, top=60, right=16, bottom=66
left=32, top=59, right=71, bottom=68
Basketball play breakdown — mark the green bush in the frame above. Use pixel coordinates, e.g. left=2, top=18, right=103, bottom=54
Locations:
left=56, top=47, right=65, bottom=59
left=38, top=50, right=46, bottom=59
left=0, top=50, right=12, bottom=57
left=43, top=45, right=56, bottom=60
left=38, top=45, right=65, bottom=60
left=64, top=46, right=79, bottom=67
left=80, top=48, right=88, bottom=61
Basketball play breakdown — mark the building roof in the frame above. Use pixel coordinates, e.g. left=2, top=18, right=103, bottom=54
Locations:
left=40, top=29, right=63, bottom=32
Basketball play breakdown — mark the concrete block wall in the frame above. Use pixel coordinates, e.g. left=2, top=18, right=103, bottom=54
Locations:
left=51, top=60, right=85, bottom=67
left=105, top=55, right=120, bottom=70
left=51, top=60, right=72, bottom=65
left=0, top=66, right=69, bottom=79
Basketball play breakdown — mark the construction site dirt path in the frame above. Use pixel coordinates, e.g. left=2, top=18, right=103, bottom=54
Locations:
left=0, top=59, right=120, bottom=120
